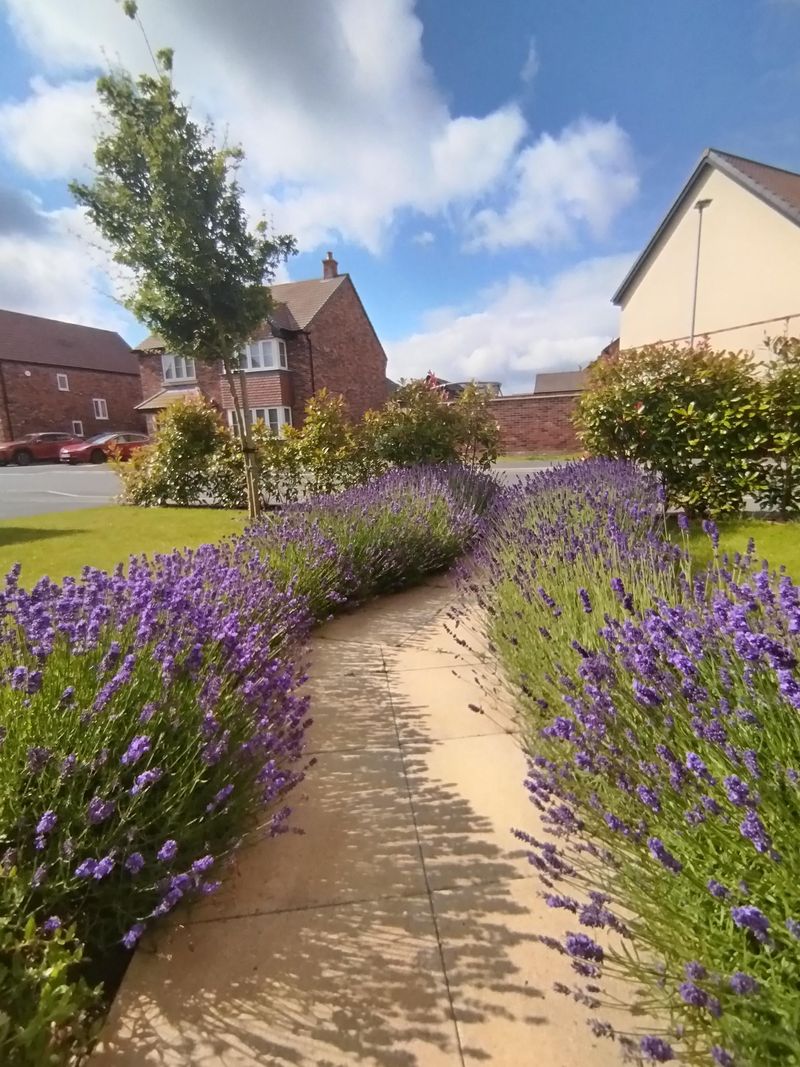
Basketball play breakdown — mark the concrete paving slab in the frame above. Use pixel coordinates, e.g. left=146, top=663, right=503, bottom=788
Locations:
left=401, top=732, right=533, bottom=890
left=388, top=664, right=511, bottom=744
left=317, top=584, right=451, bottom=647
left=432, top=878, right=628, bottom=1067
left=188, top=746, right=426, bottom=922
left=92, top=895, right=459, bottom=1067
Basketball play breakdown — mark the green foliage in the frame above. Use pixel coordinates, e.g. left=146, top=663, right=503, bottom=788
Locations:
left=119, top=378, right=499, bottom=509
left=577, top=343, right=768, bottom=515
left=116, top=398, right=228, bottom=506
left=754, top=338, right=800, bottom=519
left=0, top=906, right=99, bottom=1066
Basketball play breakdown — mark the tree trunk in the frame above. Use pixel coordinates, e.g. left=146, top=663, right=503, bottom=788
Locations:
left=222, top=360, right=261, bottom=519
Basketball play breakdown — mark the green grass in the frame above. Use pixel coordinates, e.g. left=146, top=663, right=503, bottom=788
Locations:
left=496, top=451, right=584, bottom=463
left=0, top=506, right=248, bottom=584
left=678, top=517, right=800, bottom=580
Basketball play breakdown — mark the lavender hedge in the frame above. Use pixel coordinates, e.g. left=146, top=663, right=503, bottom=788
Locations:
left=465, top=460, right=800, bottom=1066
left=0, top=465, right=493, bottom=1064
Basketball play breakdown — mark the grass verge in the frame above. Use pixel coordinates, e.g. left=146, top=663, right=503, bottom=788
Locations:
left=0, top=506, right=248, bottom=583
left=676, top=517, right=800, bottom=580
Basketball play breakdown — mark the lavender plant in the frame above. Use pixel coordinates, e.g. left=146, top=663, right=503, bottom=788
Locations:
left=465, top=460, right=800, bottom=1066
left=1, top=464, right=493, bottom=1063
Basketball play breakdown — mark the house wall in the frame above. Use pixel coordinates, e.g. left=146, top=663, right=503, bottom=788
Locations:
left=306, top=278, right=388, bottom=421
left=0, top=360, right=144, bottom=441
left=490, top=393, right=581, bottom=453
left=619, top=167, right=800, bottom=359
left=220, top=370, right=293, bottom=410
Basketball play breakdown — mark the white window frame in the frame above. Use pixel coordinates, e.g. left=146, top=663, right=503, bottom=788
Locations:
left=227, top=406, right=292, bottom=437
left=239, top=339, right=288, bottom=372
left=93, top=398, right=109, bottom=420
left=56, top=373, right=69, bottom=391
left=161, top=353, right=196, bottom=382
left=72, top=420, right=84, bottom=437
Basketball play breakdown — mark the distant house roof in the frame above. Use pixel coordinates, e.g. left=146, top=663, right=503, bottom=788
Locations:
left=386, top=377, right=400, bottom=394
left=134, top=275, right=349, bottom=352
left=612, top=148, right=800, bottom=305
left=534, top=370, right=587, bottom=394
left=0, top=308, right=137, bottom=374
left=135, top=386, right=201, bottom=412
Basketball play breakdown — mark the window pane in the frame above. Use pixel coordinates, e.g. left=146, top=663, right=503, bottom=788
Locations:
left=162, top=354, right=175, bottom=380
left=278, top=341, right=287, bottom=368
left=249, top=343, right=262, bottom=369
left=267, top=409, right=279, bottom=435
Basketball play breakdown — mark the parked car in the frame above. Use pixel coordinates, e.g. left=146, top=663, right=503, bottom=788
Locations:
left=59, top=432, right=150, bottom=465
left=0, top=431, right=83, bottom=466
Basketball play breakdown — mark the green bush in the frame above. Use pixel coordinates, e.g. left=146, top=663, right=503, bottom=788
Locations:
left=755, top=338, right=800, bottom=519
left=577, top=343, right=768, bottom=515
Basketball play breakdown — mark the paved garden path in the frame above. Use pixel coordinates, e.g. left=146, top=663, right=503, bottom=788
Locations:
left=92, top=580, right=629, bottom=1066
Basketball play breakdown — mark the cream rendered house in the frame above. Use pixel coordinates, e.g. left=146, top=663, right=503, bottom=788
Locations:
left=613, top=149, right=800, bottom=360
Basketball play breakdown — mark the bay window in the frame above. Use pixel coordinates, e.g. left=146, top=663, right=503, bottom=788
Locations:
left=239, top=338, right=288, bottom=371
left=227, top=407, right=292, bottom=436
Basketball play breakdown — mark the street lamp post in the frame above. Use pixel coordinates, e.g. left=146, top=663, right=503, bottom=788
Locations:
left=689, top=198, right=712, bottom=348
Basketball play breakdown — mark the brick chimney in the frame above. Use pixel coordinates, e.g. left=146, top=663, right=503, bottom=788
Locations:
left=322, top=251, right=338, bottom=280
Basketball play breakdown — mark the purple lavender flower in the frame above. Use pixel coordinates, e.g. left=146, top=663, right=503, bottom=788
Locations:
left=731, top=904, right=770, bottom=943
left=121, top=734, right=151, bottom=766
left=129, top=767, right=164, bottom=795
left=125, top=852, right=145, bottom=875
left=678, top=981, right=707, bottom=1007
left=42, top=916, right=61, bottom=935
left=191, top=854, right=215, bottom=875
left=636, top=785, right=661, bottom=813
left=122, top=922, right=145, bottom=949
left=684, top=961, right=706, bottom=980
left=647, top=837, right=682, bottom=874
left=75, top=858, right=97, bottom=879
left=93, top=855, right=115, bottom=880
left=26, top=746, right=51, bottom=774
left=711, top=1048, right=734, bottom=1067
left=199, top=880, right=221, bottom=895
left=708, top=878, right=729, bottom=900
left=86, top=795, right=115, bottom=826
left=640, top=1035, right=674, bottom=1062
left=723, top=775, right=750, bottom=807
left=685, top=752, right=714, bottom=783
left=157, top=839, right=178, bottom=863
left=36, top=810, right=57, bottom=835
left=564, top=932, right=604, bottom=963
left=785, top=918, right=800, bottom=940
left=31, top=864, right=48, bottom=887
left=578, top=587, right=592, bottom=613
left=701, top=518, right=720, bottom=549
left=729, top=972, right=759, bottom=995
left=676, top=512, right=689, bottom=532
left=739, top=810, right=772, bottom=854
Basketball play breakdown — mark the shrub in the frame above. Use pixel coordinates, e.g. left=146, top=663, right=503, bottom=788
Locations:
left=755, top=338, right=800, bottom=519
left=577, top=344, right=768, bottom=515
left=117, top=398, right=230, bottom=506
left=464, top=460, right=800, bottom=1065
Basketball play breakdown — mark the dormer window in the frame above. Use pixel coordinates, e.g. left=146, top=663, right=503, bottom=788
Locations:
left=239, top=338, right=288, bottom=371
left=161, top=353, right=196, bottom=381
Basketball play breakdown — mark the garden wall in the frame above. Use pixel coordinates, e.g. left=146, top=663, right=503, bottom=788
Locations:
left=490, top=392, right=581, bottom=453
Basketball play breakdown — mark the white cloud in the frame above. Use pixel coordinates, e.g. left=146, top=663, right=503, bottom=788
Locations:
left=412, top=230, right=435, bottom=246
left=386, top=254, right=633, bottom=393
left=0, top=195, right=134, bottom=335
left=468, top=119, right=638, bottom=251
left=0, top=77, right=99, bottom=178
left=0, top=0, right=635, bottom=256
left=521, top=38, right=539, bottom=84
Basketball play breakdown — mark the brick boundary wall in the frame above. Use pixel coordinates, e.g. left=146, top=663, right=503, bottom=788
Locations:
left=490, top=392, right=581, bottom=453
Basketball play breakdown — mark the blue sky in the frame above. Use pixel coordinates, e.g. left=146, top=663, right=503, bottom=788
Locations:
left=0, top=0, right=798, bottom=391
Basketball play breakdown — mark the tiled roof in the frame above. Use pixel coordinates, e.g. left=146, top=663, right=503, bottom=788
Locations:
left=613, top=148, right=800, bottom=304
left=134, top=275, right=348, bottom=351
left=534, top=370, right=587, bottom=394
left=135, top=386, right=201, bottom=411
left=0, top=308, right=137, bottom=374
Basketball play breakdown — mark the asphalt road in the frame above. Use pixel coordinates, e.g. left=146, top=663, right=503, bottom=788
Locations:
left=0, top=463, right=122, bottom=519
left=0, top=459, right=559, bottom=520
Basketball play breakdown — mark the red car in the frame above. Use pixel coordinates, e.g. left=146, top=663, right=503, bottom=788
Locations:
left=0, top=431, right=83, bottom=466
left=59, top=432, right=150, bottom=465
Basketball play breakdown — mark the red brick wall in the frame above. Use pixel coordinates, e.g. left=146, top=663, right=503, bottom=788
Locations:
left=0, top=360, right=145, bottom=441
left=306, top=278, right=388, bottom=421
left=491, top=393, right=581, bottom=453
left=220, top=370, right=293, bottom=409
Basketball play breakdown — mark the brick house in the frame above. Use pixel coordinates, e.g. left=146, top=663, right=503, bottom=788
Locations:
left=0, top=308, right=145, bottom=442
left=135, top=254, right=388, bottom=434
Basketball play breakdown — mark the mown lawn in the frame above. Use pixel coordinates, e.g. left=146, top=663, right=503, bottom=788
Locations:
left=677, top=517, right=800, bottom=580
left=0, top=506, right=248, bottom=584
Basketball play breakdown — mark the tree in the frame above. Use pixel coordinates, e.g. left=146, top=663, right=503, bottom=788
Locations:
left=70, top=5, right=295, bottom=517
